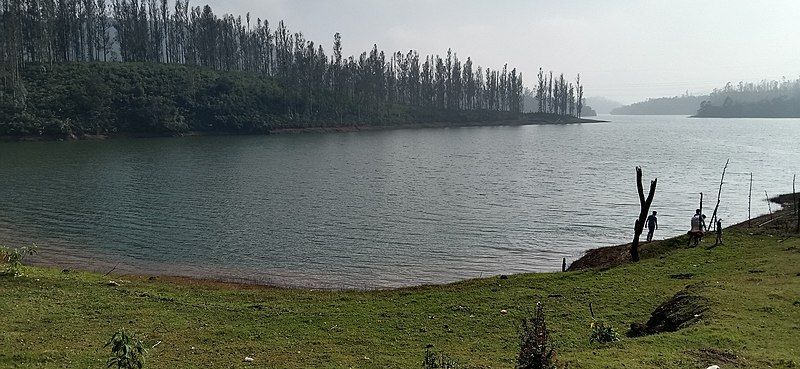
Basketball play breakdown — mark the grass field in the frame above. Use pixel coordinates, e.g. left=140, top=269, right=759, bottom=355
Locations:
left=1, top=214, right=799, bottom=368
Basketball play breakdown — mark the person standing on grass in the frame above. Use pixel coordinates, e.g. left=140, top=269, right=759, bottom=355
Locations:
left=715, top=219, right=723, bottom=245
left=646, top=211, right=658, bottom=242
left=688, top=209, right=705, bottom=246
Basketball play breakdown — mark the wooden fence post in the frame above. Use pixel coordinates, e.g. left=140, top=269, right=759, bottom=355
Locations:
left=748, top=173, right=753, bottom=227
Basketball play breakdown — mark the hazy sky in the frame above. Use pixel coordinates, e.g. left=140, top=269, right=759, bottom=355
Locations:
left=203, top=0, right=800, bottom=104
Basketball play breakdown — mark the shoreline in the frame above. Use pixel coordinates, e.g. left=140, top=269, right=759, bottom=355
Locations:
left=567, top=200, right=789, bottom=271
left=0, top=116, right=606, bottom=142
left=6, top=201, right=797, bottom=367
left=266, top=117, right=606, bottom=135
left=23, top=193, right=792, bottom=293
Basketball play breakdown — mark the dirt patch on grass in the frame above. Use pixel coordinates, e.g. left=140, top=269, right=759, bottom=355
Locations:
left=693, top=348, right=746, bottom=367
left=566, top=243, right=631, bottom=271
left=628, top=287, right=709, bottom=337
left=567, top=236, right=692, bottom=271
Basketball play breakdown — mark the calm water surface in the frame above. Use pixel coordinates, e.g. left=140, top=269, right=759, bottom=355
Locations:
left=1, top=115, right=798, bottom=288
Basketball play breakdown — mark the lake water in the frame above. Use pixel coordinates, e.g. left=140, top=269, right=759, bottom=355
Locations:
left=1, top=115, right=799, bottom=289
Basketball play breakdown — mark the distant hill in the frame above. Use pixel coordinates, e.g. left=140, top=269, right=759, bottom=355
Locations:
left=584, top=96, right=622, bottom=114
left=581, top=105, right=598, bottom=117
left=611, top=94, right=708, bottom=115
left=695, top=78, right=800, bottom=118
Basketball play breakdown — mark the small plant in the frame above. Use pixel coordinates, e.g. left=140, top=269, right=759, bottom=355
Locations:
left=106, top=329, right=147, bottom=369
left=517, top=302, right=557, bottom=369
left=589, top=320, right=621, bottom=344
left=423, top=344, right=458, bottom=369
left=0, top=244, right=38, bottom=277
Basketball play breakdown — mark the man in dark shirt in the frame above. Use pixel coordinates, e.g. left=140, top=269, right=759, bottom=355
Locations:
left=646, top=211, right=658, bottom=242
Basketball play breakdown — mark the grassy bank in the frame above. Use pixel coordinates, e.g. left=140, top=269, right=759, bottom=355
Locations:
left=1, top=212, right=799, bottom=368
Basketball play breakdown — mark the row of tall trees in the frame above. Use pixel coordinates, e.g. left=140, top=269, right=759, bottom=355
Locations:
left=0, top=0, right=545, bottom=114
left=535, top=68, right=584, bottom=117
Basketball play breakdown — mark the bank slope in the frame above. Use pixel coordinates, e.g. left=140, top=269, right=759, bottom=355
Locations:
left=1, top=213, right=798, bottom=368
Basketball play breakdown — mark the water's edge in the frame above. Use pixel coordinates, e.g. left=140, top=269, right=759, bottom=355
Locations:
left=26, top=198, right=783, bottom=291
left=0, top=117, right=606, bottom=142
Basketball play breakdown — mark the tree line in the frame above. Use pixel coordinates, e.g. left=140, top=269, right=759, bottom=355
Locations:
left=1, top=0, right=585, bottom=136
left=696, top=77, right=800, bottom=118
left=611, top=93, right=708, bottom=115
left=533, top=69, right=583, bottom=117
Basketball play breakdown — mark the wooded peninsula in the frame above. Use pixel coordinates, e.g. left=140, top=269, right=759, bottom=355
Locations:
left=610, top=78, right=800, bottom=118
left=0, top=1, right=589, bottom=138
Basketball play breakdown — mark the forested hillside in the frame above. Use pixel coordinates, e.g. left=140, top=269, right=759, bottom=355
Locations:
left=610, top=94, right=708, bottom=115
left=695, top=78, right=800, bottom=118
left=584, top=96, right=621, bottom=114
left=2, top=62, right=536, bottom=136
left=0, top=1, right=586, bottom=137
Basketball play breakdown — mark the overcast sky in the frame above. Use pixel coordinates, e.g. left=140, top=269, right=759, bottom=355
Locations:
left=203, top=0, right=800, bottom=104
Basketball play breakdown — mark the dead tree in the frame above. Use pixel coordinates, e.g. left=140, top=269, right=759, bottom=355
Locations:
left=631, top=167, right=657, bottom=262
left=708, top=159, right=730, bottom=231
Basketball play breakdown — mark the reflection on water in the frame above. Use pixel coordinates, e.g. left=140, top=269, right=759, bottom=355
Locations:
left=0, top=115, right=798, bottom=288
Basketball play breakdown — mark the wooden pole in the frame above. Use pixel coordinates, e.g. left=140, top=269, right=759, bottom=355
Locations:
left=699, top=192, right=705, bottom=231
left=766, top=190, right=773, bottom=220
left=631, top=167, right=657, bottom=262
left=562, top=258, right=566, bottom=272
left=794, top=174, right=798, bottom=233
left=700, top=192, right=703, bottom=213
left=748, top=173, right=753, bottom=227
left=709, top=159, right=730, bottom=232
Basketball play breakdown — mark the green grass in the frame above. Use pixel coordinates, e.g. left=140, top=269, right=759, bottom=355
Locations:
left=1, top=226, right=798, bottom=368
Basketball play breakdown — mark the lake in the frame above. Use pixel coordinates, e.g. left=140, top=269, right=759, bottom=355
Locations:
left=1, top=115, right=798, bottom=288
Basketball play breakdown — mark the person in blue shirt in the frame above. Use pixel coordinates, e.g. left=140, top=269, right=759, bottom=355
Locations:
left=646, top=211, right=658, bottom=242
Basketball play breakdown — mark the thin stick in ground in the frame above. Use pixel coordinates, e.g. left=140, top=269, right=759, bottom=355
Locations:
left=794, top=174, right=798, bottom=233
left=766, top=190, right=773, bottom=220
left=748, top=173, right=753, bottom=227
left=700, top=192, right=705, bottom=230
left=709, top=159, right=729, bottom=232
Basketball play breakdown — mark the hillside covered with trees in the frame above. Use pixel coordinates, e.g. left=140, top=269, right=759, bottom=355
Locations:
left=610, top=93, right=708, bottom=115
left=0, top=0, right=586, bottom=137
left=695, top=78, right=800, bottom=118
left=584, top=96, right=622, bottom=114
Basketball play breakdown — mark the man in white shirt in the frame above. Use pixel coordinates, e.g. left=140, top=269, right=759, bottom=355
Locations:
left=688, top=209, right=705, bottom=246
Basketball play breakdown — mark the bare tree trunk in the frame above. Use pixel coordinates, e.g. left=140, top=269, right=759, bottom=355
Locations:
left=631, top=167, right=657, bottom=262
left=709, top=159, right=730, bottom=231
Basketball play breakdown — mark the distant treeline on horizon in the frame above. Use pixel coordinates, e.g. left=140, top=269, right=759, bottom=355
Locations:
left=696, top=78, right=800, bottom=118
left=611, top=77, right=800, bottom=118
left=0, top=0, right=586, bottom=137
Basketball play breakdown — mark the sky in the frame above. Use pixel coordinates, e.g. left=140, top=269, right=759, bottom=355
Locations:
left=202, top=0, right=800, bottom=104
